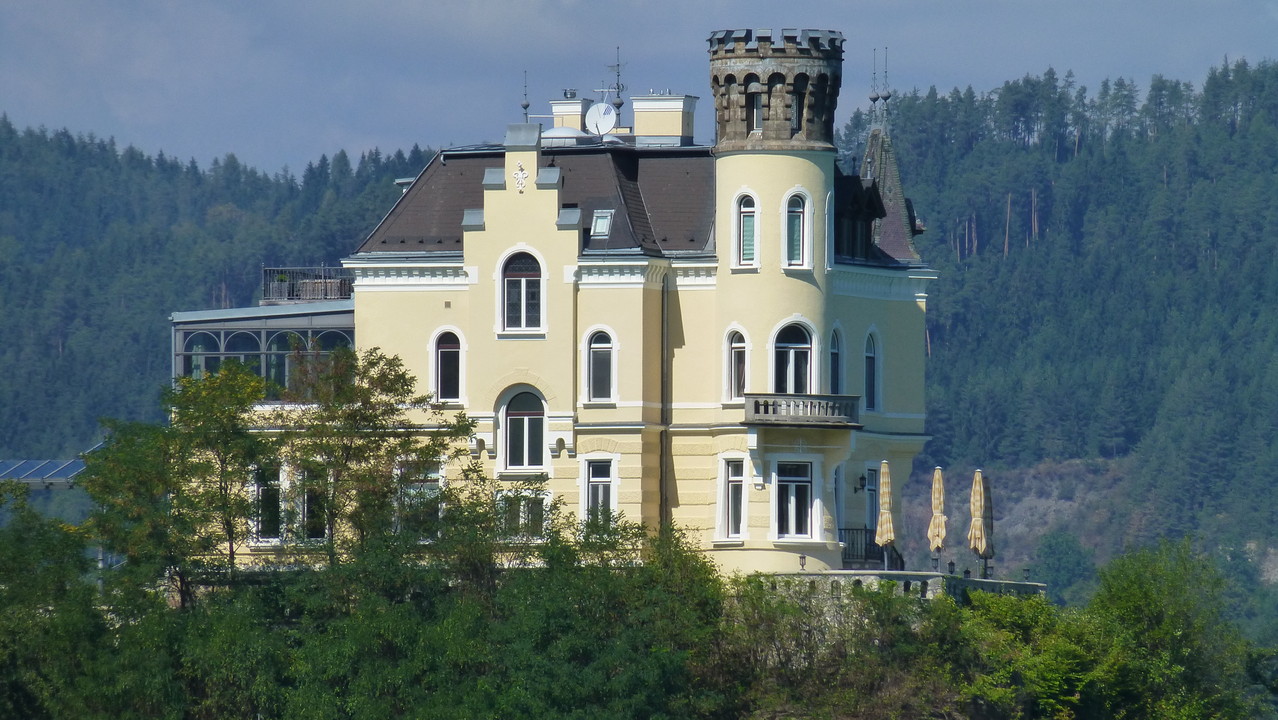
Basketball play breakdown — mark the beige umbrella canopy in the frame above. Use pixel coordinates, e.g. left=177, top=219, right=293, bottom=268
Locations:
left=967, top=468, right=995, bottom=560
left=927, top=466, right=947, bottom=553
left=874, top=460, right=895, bottom=548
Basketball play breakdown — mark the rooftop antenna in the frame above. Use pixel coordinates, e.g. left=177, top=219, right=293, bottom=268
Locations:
left=595, top=47, right=627, bottom=122
left=880, top=46, right=893, bottom=128
left=521, top=70, right=530, bottom=122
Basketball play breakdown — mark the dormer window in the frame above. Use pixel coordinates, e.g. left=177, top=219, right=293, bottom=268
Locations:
left=591, top=210, right=614, bottom=238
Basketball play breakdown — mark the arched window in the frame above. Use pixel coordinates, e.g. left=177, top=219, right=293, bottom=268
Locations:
left=435, top=332, right=461, bottom=402
left=786, top=195, right=806, bottom=266
left=587, top=331, right=613, bottom=401
left=503, top=252, right=541, bottom=330
left=774, top=324, right=811, bottom=394
left=183, top=331, right=221, bottom=379
left=728, top=331, right=747, bottom=400
left=864, top=335, right=879, bottom=411
left=830, top=331, right=842, bottom=394
left=505, top=391, right=545, bottom=469
left=737, top=196, right=756, bottom=265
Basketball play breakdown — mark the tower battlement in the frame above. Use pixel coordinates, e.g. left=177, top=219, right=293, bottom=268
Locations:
left=707, top=28, right=845, bottom=58
left=708, top=29, right=844, bottom=151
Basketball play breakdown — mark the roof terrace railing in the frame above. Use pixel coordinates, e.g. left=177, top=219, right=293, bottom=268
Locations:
left=261, top=266, right=353, bottom=305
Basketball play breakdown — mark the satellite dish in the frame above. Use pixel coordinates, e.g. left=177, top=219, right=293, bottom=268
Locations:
left=585, top=103, right=617, bottom=135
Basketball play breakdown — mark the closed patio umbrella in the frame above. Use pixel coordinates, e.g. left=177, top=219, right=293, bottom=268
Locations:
left=967, top=468, right=995, bottom=577
left=874, top=460, right=895, bottom=569
left=928, top=466, right=946, bottom=554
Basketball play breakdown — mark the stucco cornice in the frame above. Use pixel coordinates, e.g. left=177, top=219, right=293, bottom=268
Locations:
left=830, top=265, right=936, bottom=303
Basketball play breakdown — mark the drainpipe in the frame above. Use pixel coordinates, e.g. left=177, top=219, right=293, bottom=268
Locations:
left=659, top=273, right=672, bottom=529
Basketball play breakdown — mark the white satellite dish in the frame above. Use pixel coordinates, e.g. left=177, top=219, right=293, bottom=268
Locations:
left=585, top=103, right=617, bottom=135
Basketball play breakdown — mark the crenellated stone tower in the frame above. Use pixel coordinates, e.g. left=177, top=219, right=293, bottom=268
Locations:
left=708, top=29, right=844, bottom=152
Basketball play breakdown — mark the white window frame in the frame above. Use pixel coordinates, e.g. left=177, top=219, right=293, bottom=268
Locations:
left=294, top=467, right=329, bottom=543
left=734, top=192, right=759, bottom=267
left=782, top=192, right=812, bottom=269
left=498, top=488, right=551, bottom=541
left=579, top=452, right=620, bottom=527
left=251, top=463, right=283, bottom=545
left=582, top=327, right=617, bottom=404
left=502, top=390, right=546, bottom=472
left=590, top=209, right=615, bottom=238
left=497, top=248, right=546, bottom=334
left=772, top=322, right=814, bottom=395
left=431, top=328, right=465, bottom=404
left=724, top=328, right=749, bottom=403
left=716, top=454, right=750, bottom=541
left=772, top=457, right=821, bottom=541
left=396, top=459, right=443, bottom=542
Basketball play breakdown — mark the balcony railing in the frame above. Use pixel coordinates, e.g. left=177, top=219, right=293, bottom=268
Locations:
left=743, top=393, right=860, bottom=427
left=261, top=266, right=353, bottom=305
left=839, top=527, right=905, bottom=570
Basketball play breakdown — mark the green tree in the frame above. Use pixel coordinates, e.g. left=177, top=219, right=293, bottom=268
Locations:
left=273, top=345, right=474, bottom=565
left=83, top=360, right=271, bottom=606
left=1088, top=540, right=1252, bottom=718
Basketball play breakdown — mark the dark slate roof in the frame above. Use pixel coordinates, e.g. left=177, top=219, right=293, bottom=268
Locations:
left=861, top=127, right=924, bottom=264
left=354, top=144, right=715, bottom=257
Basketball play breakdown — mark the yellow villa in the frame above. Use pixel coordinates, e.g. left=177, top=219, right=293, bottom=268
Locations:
left=171, top=28, right=935, bottom=575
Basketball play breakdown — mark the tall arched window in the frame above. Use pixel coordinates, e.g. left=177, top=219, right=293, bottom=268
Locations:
left=728, top=331, right=747, bottom=400
left=786, top=195, right=806, bottom=266
left=864, top=335, right=879, bottom=411
left=505, top=391, right=545, bottom=469
left=587, top=331, right=613, bottom=401
left=503, top=252, right=541, bottom=330
left=830, top=331, right=842, bottom=394
left=737, top=196, right=756, bottom=265
left=435, top=332, right=461, bottom=402
left=774, top=324, right=811, bottom=394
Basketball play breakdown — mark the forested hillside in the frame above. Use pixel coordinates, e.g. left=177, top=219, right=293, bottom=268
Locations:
left=0, top=116, right=429, bottom=457
left=839, top=60, right=1278, bottom=619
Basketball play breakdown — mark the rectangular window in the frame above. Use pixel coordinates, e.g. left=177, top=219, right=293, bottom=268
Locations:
left=731, top=344, right=746, bottom=400
left=255, top=465, right=281, bottom=541
left=790, top=91, right=805, bottom=134
left=590, top=210, right=614, bottom=237
left=303, top=486, right=327, bottom=541
left=507, top=416, right=544, bottom=468
left=864, top=468, right=878, bottom=530
left=399, top=461, right=442, bottom=541
left=787, top=212, right=803, bottom=265
left=589, top=345, right=611, bottom=400
left=501, top=493, right=546, bottom=540
left=725, top=459, right=744, bottom=538
left=738, top=207, right=756, bottom=264
left=586, top=460, right=612, bottom=526
left=746, top=93, right=762, bottom=133
left=776, top=462, right=812, bottom=538
left=437, top=348, right=460, bottom=401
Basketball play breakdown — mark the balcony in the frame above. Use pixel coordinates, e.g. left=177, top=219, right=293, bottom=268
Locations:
left=839, top=527, right=904, bottom=570
left=743, top=393, right=860, bottom=428
left=261, top=267, right=353, bottom=305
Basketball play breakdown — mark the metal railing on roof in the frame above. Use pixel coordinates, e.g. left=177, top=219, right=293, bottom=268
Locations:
left=261, top=266, right=353, bottom=304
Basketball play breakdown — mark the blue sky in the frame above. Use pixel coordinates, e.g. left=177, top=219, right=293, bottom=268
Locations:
left=3, top=0, right=1276, bottom=174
